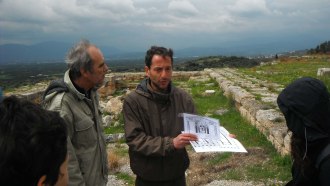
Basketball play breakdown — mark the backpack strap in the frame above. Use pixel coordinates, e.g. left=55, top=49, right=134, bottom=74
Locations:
left=316, top=143, right=330, bottom=169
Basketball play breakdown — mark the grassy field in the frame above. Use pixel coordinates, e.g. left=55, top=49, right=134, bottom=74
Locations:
left=238, top=55, right=330, bottom=91
left=185, top=78, right=291, bottom=184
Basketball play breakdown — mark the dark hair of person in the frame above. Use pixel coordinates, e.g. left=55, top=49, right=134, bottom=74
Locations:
left=66, top=39, right=94, bottom=80
left=290, top=133, right=315, bottom=175
left=0, top=96, right=67, bottom=186
left=145, top=46, right=173, bottom=68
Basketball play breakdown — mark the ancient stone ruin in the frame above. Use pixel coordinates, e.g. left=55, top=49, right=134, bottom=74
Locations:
left=10, top=69, right=293, bottom=155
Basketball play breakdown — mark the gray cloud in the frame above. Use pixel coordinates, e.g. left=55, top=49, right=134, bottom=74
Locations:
left=0, top=0, right=329, bottom=51
left=168, top=0, right=199, bottom=17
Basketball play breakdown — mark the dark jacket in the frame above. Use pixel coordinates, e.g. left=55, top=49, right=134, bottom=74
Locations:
left=277, top=77, right=330, bottom=186
left=123, top=78, right=196, bottom=181
left=43, top=70, right=108, bottom=186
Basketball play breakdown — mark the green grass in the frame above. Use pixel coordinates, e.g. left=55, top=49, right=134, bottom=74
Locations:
left=104, top=113, right=124, bottom=134
left=244, top=154, right=291, bottom=181
left=187, top=79, right=231, bottom=115
left=112, top=142, right=129, bottom=156
left=208, top=152, right=232, bottom=164
left=104, top=125, right=124, bottom=134
left=186, top=78, right=292, bottom=182
left=115, top=172, right=135, bottom=185
left=238, top=57, right=330, bottom=90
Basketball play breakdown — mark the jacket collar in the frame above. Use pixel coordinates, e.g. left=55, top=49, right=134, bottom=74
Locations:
left=136, top=78, right=173, bottom=104
left=64, top=70, right=93, bottom=100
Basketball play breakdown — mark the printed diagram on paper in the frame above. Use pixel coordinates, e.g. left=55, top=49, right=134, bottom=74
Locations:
left=182, top=113, right=247, bottom=153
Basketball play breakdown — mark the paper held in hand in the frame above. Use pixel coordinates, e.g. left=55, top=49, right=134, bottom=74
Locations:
left=182, top=113, right=247, bottom=153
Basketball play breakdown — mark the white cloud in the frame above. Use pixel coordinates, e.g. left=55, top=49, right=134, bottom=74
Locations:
left=228, top=0, right=270, bottom=17
left=168, top=0, right=199, bottom=17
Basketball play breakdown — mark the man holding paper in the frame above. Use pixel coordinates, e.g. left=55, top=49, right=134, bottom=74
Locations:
left=123, top=46, right=198, bottom=186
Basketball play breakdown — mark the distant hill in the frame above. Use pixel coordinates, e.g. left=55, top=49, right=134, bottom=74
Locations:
left=0, top=42, right=71, bottom=63
left=0, top=40, right=313, bottom=64
left=307, top=40, right=330, bottom=54
left=0, top=41, right=123, bottom=64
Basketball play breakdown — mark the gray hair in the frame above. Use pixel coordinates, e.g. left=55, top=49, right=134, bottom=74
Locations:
left=65, top=39, right=94, bottom=80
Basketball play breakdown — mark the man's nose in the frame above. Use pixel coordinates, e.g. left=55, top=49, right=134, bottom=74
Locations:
left=160, top=70, right=167, bottom=78
left=104, top=63, right=109, bottom=72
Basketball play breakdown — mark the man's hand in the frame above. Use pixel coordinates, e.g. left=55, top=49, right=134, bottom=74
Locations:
left=229, top=133, right=236, bottom=138
left=173, top=133, right=198, bottom=149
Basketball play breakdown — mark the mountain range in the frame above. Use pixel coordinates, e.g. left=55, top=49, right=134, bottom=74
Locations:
left=0, top=41, right=306, bottom=64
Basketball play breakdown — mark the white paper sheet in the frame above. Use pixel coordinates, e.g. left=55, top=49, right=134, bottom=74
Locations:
left=182, top=113, right=247, bottom=153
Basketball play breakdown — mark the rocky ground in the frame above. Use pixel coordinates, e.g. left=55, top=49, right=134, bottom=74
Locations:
left=106, top=143, right=286, bottom=186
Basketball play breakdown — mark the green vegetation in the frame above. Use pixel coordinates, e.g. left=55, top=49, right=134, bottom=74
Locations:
left=112, top=143, right=129, bottom=157
left=0, top=63, right=66, bottom=91
left=188, top=78, right=291, bottom=182
left=104, top=125, right=124, bottom=134
left=175, top=56, right=265, bottom=71
left=238, top=56, right=330, bottom=90
left=115, top=172, right=135, bottom=185
left=208, top=152, right=232, bottom=165
left=104, top=113, right=124, bottom=134
left=308, top=40, right=330, bottom=54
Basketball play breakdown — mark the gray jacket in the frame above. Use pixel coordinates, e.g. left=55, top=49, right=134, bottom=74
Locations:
left=44, top=70, right=108, bottom=186
left=123, top=78, right=196, bottom=181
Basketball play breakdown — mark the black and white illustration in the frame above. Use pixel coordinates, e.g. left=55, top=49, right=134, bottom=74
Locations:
left=182, top=113, right=247, bottom=153
left=183, top=113, right=220, bottom=139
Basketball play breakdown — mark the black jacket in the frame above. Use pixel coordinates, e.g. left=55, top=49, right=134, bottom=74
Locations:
left=277, top=77, right=330, bottom=186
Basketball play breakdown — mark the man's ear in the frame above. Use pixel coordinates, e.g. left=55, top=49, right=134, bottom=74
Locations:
left=80, top=68, right=89, bottom=77
left=37, top=175, right=46, bottom=186
left=144, top=66, right=150, bottom=77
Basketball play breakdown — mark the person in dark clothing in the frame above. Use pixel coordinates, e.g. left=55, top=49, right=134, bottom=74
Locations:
left=0, top=96, right=68, bottom=186
left=277, top=77, right=330, bottom=186
left=123, top=46, right=198, bottom=186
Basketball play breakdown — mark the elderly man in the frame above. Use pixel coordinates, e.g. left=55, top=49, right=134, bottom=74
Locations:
left=44, top=39, right=109, bottom=186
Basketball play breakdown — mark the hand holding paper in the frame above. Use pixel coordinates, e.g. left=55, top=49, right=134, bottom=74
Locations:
left=182, top=113, right=247, bottom=153
left=173, top=133, right=198, bottom=149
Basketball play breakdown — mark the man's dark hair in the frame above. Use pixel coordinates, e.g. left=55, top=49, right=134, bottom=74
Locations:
left=145, top=46, right=174, bottom=68
left=0, top=96, right=67, bottom=186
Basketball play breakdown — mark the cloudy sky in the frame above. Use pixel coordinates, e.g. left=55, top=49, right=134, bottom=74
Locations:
left=1, top=0, right=329, bottom=53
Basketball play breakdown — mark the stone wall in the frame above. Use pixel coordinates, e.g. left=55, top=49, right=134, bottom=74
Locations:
left=206, top=68, right=290, bottom=155
left=98, top=71, right=204, bottom=98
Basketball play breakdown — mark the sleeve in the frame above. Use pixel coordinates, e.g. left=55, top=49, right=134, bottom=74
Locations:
left=45, top=93, right=86, bottom=185
left=319, top=157, right=330, bottom=186
left=66, top=137, right=86, bottom=186
left=60, top=104, right=86, bottom=186
left=186, top=92, right=197, bottom=114
left=123, top=96, right=176, bottom=157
